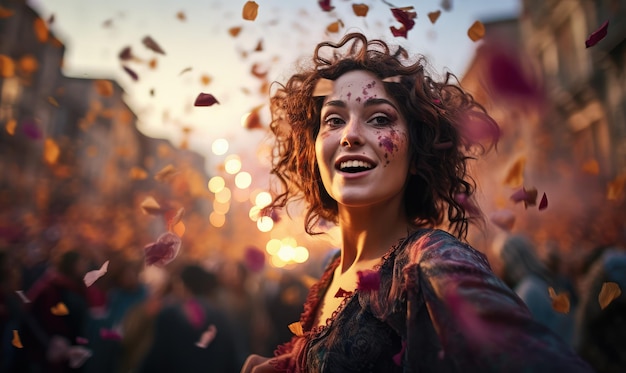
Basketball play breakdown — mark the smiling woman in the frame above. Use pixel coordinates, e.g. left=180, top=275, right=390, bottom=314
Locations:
left=240, top=33, right=593, bottom=373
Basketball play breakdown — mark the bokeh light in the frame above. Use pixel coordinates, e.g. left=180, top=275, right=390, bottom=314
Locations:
left=265, top=238, right=282, bottom=255
left=215, top=187, right=232, bottom=203
left=235, top=171, right=252, bottom=189
left=211, top=138, right=229, bottom=156
left=209, top=212, right=225, bottom=228
left=255, top=191, right=272, bottom=207
left=213, top=200, right=230, bottom=214
left=249, top=206, right=261, bottom=222
left=293, top=246, right=310, bottom=263
left=224, top=155, right=242, bottom=175
left=257, top=216, right=273, bottom=232
left=207, top=176, right=225, bottom=193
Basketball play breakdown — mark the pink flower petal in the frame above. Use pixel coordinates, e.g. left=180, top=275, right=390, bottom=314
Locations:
left=457, top=111, right=501, bottom=150
left=194, top=93, right=219, bottom=107
left=244, top=246, right=265, bottom=273
left=318, top=0, right=334, bottom=12
left=585, top=20, right=609, bottom=48
left=392, top=340, right=406, bottom=366
left=195, top=325, right=217, bottom=348
left=99, top=328, right=122, bottom=341
left=538, top=192, right=548, bottom=210
left=356, top=270, right=380, bottom=292
left=183, top=299, right=205, bottom=329
left=143, top=232, right=182, bottom=267
left=489, top=209, right=516, bottom=231
left=83, top=260, right=109, bottom=287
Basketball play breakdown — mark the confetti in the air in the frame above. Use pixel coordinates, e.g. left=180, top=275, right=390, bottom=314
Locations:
left=140, top=196, right=164, bottom=215
left=196, top=325, right=217, bottom=348
left=129, top=167, right=148, bottom=180
left=318, top=0, right=334, bottom=12
left=242, top=1, right=259, bottom=21
left=194, top=93, right=219, bottom=107
left=228, top=26, right=242, bottom=37
left=143, top=231, right=182, bottom=267
left=12, top=330, right=23, bottom=348
left=122, top=65, right=139, bottom=81
left=510, top=186, right=538, bottom=208
left=43, top=138, right=60, bottom=165
left=467, top=20, right=485, bottom=42
left=352, top=4, right=369, bottom=17
left=288, top=321, right=304, bottom=336
left=51, top=302, right=69, bottom=316
left=142, top=36, right=166, bottom=55
left=538, top=193, right=548, bottom=210
left=5, top=118, right=16, bottom=135
left=334, top=288, right=353, bottom=298
left=598, top=282, right=621, bottom=309
left=428, top=10, right=441, bottom=24
left=83, top=260, right=109, bottom=287
left=503, top=156, right=526, bottom=187
left=390, top=7, right=417, bottom=38
left=585, top=20, right=609, bottom=48
left=548, top=287, right=570, bottom=314
left=15, top=290, right=30, bottom=303
left=154, top=164, right=178, bottom=182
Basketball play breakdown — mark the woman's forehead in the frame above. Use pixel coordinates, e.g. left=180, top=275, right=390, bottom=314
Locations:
left=323, top=70, right=392, bottom=103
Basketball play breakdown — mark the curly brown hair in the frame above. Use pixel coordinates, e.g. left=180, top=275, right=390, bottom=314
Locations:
left=265, top=33, right=499, bottom=240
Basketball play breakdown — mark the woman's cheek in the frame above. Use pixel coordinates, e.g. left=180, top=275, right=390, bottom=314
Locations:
left=377, top=128, right=407, bottom=165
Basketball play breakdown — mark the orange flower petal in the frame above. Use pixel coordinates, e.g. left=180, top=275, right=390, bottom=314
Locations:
left=428, top=10, right=441, bottom=24
left=94, top=80, right=113, bottom=97
left=288, top=321, right=303, bottom=337
left=140, top=196, right=163, bottom=215
left=154, top=164, right=178, bottom=182
left=44, top=138, right=60, bottom=165
left=242, top=1, right=259, bottom=21
left=607, top=174, right=626, bottom=201
left=5, top=118, right=16, bottom=135
left=176, top=11, right=186, bottom=21
left=467, top=20, right=485, bottom=42
left=33, top=17, right=49, bottom=43
left=326, top=20, right=343, bottom=33
left=0, top=6, right=15, bottom=18
left=228, top=26, right=242, bottom=37
left=129, top=167, right=148, bottom=180
left=548, top=287, right=570, bottom=314
left=12, top=330, right=23, bottom=348
left=51, top=302, right=69, bottom=316
left=0, top=54, right=15, bottom=78
left=352, top=4, right=369, bottom=17
left=503, top=156, right=526, bottom=187
left=598, top=282, right=621, bottom=309
left=582, top=159, right=600, bottom=175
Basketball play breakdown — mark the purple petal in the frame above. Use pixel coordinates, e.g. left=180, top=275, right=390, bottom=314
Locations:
left=585, top=20, right=609, bottom=48
left=194, top=93, right=219, bottom=107
left=143, top=232, right=181, bottom=267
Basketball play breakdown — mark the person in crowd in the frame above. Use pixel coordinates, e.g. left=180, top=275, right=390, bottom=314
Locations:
left=21, top=250, right=90, bottom=372
left=499, top=234, right=576, bottom=344
left=575, top=245, right=626, bottom=373
left=139, top=263, right=240, bottom=373
left=241, top=32, right=592, bottom=372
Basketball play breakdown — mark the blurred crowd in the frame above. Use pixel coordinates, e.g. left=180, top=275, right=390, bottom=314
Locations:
left=0, top=233, right=624, bottom=373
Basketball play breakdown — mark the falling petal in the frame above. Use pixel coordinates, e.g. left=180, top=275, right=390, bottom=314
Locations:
left=484, top=48, right=541, bottom=101
left=242, top=1, right=259, bottom=21
left=15, top=290, right=31, bottom=303
left=392, top=340, right=406, bottom=366
left=441, top=0, right=452, bottom=11
left=142, top=36, right=166, bottom=55
left=598, top=282, right=621, bottom=309
left=254, top=39, right=263, bottom=51
left=242, top=105, right=264, bottom=130
left=390, top=7, right=417, bottom=38
left=510, top=186, right=538, bottom=208
left=503, top=156, right=526, bottom=187
left=194, top=93, right=219, bottom=107
left=122, top=65, right=138, bottom=81
left=140, top=196, right=164, bottom=215
left=47, top=96, right=59, bottom=107
left=5, top=118, right=16, bottom=135
left=228, top=26, right=242, bottom=37
left=327, top=20, right=343, bottom=33
left=12, top=330, right=23, bottom=348
left=129, top=166, right=148, bottom=180
left=318, top=0, right=334, bottom=11
left=118, top=46, right=133, bottom=61
left=99, top=328, right=122, bottom=341
left=176, top=11, right=186, bottom=21
left=200, top=74, right=212, bottom=86
left=357, top=270, right=380, bottom=292
left=196, top=325, right=217, bottom=348
left=44, top=138, right=60, bottom=165
left=51, top=302, right=69, bottom=316
left=178, top=66, right=192, bottom=75
left=489, top=209, right=516, bottom=231
left=457, top=110, right=501, bottom=149
left=548, top=287, right=570, bottom=314
left=165, top=207, right=185, bottom=228
left=183, top=299, right=205, bottom=328
left=83, top=260, right=109, bottom=287
left=244, top=246, right=265, bottom=273
left=148, top=58, right=157, bottom=69
left=334, top=288, right=353, bottom=298
left=0, top=54, right=15, bottom=78
left=154, top=164, right=178, bottom=182
left=94, top=80, right=114, bottom=97
left=33, top=18, right=49, bottom=43
left=582, top=159, right=600, bottom=175
left=467, top=20, right=485, bottom=42
left=538, top=193, right=548, bottom=210
left=67, top=346, right=93, bottom=369
left=585, top=20, right=609, bottom=48
left=22, top=119, right=41, bottom=139
left=428, top=10, right=441, bottom=24
left=288, top=321, right=304, bottom=336
left=607, top=174, right=626, bottom=200
left=352, top=4, right=369, bottom=17
left=143, top=231, right=182, bottom=267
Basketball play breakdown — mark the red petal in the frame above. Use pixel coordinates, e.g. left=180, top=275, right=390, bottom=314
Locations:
left=585, top=20, right=609, bottom=48
left=194, top=93, right=219, bottom=107
left=143, top=232, right=181, bottom=267
left=538, top=192, right=548, bottom=210
left=122, top=65, right=138, bottom=81
left=356, top=270, right=380, bottom=292
left=318, top=0, right=334, bottom=11
left=334, top=288, right=353, bottom=298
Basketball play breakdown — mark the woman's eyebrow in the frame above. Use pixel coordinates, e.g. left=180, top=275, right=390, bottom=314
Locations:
left=363, top=98, right=398, bottom=110
left=323, top=100, right=346, bottom=108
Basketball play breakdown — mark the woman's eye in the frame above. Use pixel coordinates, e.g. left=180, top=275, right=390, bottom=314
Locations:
left=324, top=116, right=344, bottom=127
left=369, top=115, right=391, bottom=126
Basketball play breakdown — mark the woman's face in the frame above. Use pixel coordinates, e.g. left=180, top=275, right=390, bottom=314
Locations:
left=315, top=70, right=411, bottom=211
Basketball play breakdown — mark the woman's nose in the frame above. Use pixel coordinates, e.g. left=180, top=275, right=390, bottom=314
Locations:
left=340, top=119, right=363, bottom=147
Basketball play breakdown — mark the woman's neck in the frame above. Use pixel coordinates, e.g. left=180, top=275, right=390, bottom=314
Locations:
left=336, top=203, right=411, bottom=274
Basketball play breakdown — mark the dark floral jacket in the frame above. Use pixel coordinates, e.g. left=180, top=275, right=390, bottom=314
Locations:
left=272, top=229, right=593, bottom=373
